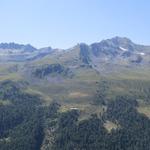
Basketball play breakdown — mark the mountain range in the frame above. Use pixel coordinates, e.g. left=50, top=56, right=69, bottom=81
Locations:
left=0, top=37, right=149, bottom=68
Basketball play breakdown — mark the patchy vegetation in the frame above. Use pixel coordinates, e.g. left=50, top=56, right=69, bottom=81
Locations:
left=33, top=64, right=73, bottom=79
left=0, top=80, right=150, bottom=150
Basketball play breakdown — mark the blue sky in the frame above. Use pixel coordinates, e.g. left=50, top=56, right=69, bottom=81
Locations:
left=0, top=0, right=150, bottom=48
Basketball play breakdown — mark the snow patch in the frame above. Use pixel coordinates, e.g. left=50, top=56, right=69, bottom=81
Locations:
left=119, top=47, right=128, bottom=51
left=137, top=52, right=145, bottom=56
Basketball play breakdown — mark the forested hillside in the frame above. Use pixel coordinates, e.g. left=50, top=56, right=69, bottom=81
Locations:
left=0, top=80, right=150, bottom=150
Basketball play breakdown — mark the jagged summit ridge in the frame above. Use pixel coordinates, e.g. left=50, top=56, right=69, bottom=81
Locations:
left=0, top=37, right=149, bottom=64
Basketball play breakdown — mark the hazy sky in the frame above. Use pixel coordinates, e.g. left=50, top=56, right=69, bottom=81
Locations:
left=0, top=0, right=150, bottom=48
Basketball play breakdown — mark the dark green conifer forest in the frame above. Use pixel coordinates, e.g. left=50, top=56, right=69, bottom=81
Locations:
left=0, top=80, right=150, bottom=150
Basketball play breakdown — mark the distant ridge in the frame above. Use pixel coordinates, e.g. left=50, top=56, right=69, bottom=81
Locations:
left=0, top=37, right=149, bottom=64
left=0, top=42, right=37, bottom=51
